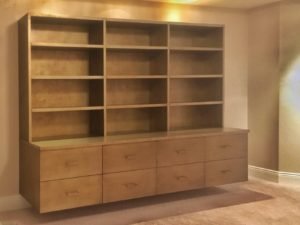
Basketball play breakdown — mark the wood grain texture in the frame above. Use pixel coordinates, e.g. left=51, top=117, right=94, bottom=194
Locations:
left=40, top=146, right=102, bottom=181
left=205, top=158, right=248, bottom=187
left=103, top=142, right=156, bottom=173
left=106, top=21, right=167, bottom=46
left=170, top=25, right=223, bottom=48
left=103, top=169, right=156, bottom=203
left=18, top=15, right=31, bottom=141
left=157, top=163, right=205, bottom=194
left=106, top=79, right=167, bottom=106
left=19, top=141, right=40, bottom=210
left=40, top=175, right=102, bottom=213
left=205, top=134, right=248, bottom=161
left=157, top=138, right=205, bottom=167
left=170, top=105, right=223, bottom=131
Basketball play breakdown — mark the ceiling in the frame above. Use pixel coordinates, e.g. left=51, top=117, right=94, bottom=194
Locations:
left=144, top=0, right=281, bottom=9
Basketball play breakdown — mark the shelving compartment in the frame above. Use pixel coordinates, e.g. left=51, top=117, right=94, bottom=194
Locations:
left=170, top=25, right=223, bottom=48
left=31, top=48, right=103, bottom=77
left=170, top=50, right=222, bottom=75
left=106, top=21, right=167, bottom=47
left=107, top=49, right=167, bottom=76
left=31, top=16, right=103, bottom=45
left=170, top=105, right=222, bottom=131
left=107, top=79, right=167, bottom=106
left=32, top=80, right=103, bottom=109
left=32, top=110, right=104, bottom=141
left=170, top=78, right=222, bottom=103
left=107, top=107, right=167, bottom=136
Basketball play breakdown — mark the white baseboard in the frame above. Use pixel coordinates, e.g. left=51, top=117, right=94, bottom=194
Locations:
left=249, top=165, right=300, bottom=186
left=0, top=194, right=30, bottom=212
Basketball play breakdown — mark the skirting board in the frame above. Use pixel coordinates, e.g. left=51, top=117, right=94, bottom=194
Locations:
left=249, top=165, right=300, bottom=186
left=0, top=194, right=30, bottom=212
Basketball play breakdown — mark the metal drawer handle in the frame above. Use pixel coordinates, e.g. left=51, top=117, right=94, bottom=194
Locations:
left=175, top=149, right=186, bottom=155
left=124, top=154, right=136, bottom=160
left=219, top=144, right=231, bottom=149
left=65, top=160, right=79, bottom=167
left=124, top=183, right=138, bottom=188
left=65, top=190, right=80, bottom=197
left=221, top=169, right=231, bottom=174
left=176, top=175, right=188, bottom=181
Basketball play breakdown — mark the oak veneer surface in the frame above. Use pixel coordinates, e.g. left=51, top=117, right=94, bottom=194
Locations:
left=157, top=163, right=205, bottom=194
left=103, top=169, right=156, bottom=203
left=157, top=138, right=205, bottom=167
left=106, top=21, right=167, bottom=46
left=19, top=14, right=248, bottom=214
left=40, top=146, right=102, bottom=181
left=40, top=175, right=102, bottom=213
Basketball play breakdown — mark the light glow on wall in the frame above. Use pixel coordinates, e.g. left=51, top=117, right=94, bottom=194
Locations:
left=164, top=6, right=182, bottom=22
left=281, top=56, right=300, bottom=113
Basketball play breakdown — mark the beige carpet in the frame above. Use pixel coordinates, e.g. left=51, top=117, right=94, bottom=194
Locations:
left=0, top=179, right=299, bottom=225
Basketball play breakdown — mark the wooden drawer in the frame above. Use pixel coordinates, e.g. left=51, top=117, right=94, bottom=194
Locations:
left=205, top=158, right=248, bottom=186
left=40, top=175, right=102, bottom=213
left=157, top=138, right=205, bottom=167
left=40, top=146, right=102, bottom=181
left=103, top=169, right=156, bottom=203
left=103, top=142, right=156, bottom=173
left=157, top=163, right=204, bottom=194
left=205, top=134, right=247, bottom=161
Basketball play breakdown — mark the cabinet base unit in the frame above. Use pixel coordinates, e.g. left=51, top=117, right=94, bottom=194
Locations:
left=20, top=128, right=248, bottom=213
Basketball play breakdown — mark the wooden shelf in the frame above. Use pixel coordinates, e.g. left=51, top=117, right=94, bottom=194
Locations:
left=170, top=75, right=223, bottom=79
left=107, top=45, right=167, bottom=50
left=107, top=104, right=167, bottom=109
left=170, top=101, right=223, bottom=107
left=170, top=47, right=223, bottom=52
left=31, top=42, right=104, bottom=49
left=32, top=128, right=248, bottom=150
left=32, top=76, right=103, bottom=80
left=32, top=106, right=104, bottom=113
left=107, top=75, right=167, bottom=79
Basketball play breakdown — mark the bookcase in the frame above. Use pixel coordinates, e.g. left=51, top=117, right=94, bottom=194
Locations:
left=19, top=14, right=248, bottom=213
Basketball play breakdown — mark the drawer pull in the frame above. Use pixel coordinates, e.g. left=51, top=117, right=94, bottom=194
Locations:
left=175, top=149, right=186, bottom=155
left=65, top=160, right=79, bottom=167
left=123, top=182, right=138, bottom=189
left=176, top=175, right=188, bottom=181
left=219, top=144, right=231, bottom=149
left=124, top=154, right=136, bottom=160
left=221, top=169, right=231, bottom=174
left=65, top=190, right=80, bottom=197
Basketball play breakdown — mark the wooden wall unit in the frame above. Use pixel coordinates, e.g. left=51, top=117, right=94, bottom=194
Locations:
left=19, top=14, right=248, bottom=213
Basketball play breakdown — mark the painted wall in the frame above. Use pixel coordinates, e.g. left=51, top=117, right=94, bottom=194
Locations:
left=0, top=0, right=248, bottom=199
left=279, top=1, right=300, bottom=173
left=248, top=3, right=280, bottom=170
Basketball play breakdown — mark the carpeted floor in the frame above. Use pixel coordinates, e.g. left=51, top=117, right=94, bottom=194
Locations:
left=0, top=178, right=299, bottom=225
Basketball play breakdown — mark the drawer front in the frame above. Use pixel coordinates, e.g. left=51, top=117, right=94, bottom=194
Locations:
left=103, top=142, right=156, bottom=173
left=40, top=147, right=102, bottom=181
left=205, top=158, right=248, bottom=187
left=103, top=169, right=156, bottom=203
left=40, top=175, right=102, bottom=213
left=157, top=138, right=205, bottom=167
left=205, top=134, right=247, bottom=161
left=157, top=163, right=204, bottom=194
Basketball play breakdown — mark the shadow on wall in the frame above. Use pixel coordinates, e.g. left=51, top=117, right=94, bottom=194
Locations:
left=0, top=21, right=19, bottom=196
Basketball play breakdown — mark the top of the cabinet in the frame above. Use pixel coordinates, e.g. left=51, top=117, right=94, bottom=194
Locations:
left=31, top=128, right=249, bottom=151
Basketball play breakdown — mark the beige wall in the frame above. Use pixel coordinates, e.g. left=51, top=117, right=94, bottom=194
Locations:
left=279, top=1, right=300, bottom=173
left=0, top=0, right=248, bottom=198
left=248, top=3, right=280, bottom=170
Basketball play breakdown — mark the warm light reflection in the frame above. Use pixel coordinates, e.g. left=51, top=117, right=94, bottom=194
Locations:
left=281, top=56, right=300, bottom=113
left=164, top=6, right=182, bottom=22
